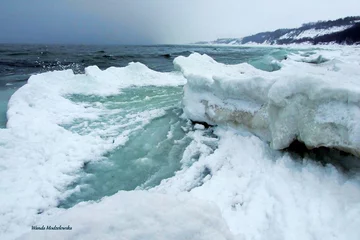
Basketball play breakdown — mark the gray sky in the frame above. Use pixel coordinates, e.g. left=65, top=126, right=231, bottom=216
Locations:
left=1, top=0, right=359, bottom=44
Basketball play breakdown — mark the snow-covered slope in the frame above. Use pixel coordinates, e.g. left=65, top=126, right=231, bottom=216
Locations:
left=174, top=48, right=360, bottom=157
left=279, top=25, right=352, bottom=40
left=198, top=16, right=360, bottom=45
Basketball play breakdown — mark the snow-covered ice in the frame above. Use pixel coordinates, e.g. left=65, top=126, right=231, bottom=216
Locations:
left=15, top=126, right=360, bottom=240
left=153, top=127, right=360, bottom=240
left=18, top=191, right=233, bottom=240
left=174, top=48, right=360, bottom=157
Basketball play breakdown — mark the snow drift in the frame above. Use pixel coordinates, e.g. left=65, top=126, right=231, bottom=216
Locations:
left=174, top=49, right=360, bottom=157
left=153, top=127, right=360, bottom=240
left=18, top=191, right=233, bottom=240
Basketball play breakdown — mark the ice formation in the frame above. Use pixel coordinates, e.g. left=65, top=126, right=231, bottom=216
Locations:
left=174, top=48, right=360, bottom=157
left=153, top=127, right=360, bottom=240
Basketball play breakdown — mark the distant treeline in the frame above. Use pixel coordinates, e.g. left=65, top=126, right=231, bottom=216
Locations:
left=301, top=16, right=360, bottom=29
left=241, top=16, right=360, bottom=45
left=201, top=16, right=360, bottom=45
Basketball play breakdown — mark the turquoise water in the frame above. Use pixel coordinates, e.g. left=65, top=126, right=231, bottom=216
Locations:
left=59, top=86, right=194, bottom=208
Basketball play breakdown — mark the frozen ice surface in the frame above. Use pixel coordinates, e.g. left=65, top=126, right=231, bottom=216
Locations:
left=174, top=48, right=360, bottom=156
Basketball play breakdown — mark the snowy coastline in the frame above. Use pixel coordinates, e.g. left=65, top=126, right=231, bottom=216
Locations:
left=1, top=46, right=360, bottom=240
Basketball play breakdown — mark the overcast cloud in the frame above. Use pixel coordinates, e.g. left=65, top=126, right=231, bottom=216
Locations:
left=1, top=0, right=359, bottom=44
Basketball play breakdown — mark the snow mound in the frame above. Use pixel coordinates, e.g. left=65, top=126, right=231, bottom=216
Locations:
left=174, top=49, right=360, bottom=157
left=17, top=191, right=233, bottom=240
left=153, top=128, right=360, bottom=240
left=0, top=63, right=186, bottom=240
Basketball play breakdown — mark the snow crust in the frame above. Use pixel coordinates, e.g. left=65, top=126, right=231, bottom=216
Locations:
left=174, top=49, right=360, bottom=156
left=18, top=191, right=233, bottom=240
left=0, top=63, right=185, bottom=239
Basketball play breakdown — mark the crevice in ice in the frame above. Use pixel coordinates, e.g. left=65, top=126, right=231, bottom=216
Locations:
left=186, top=165, right=213, bottom=192
left=284, top=140, right=360, bottom=172
left=201, top=166, right=212, bottom=178
left=285, top=140, right=311, bottom=158
left=190, top=120, right=215, bottom=129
